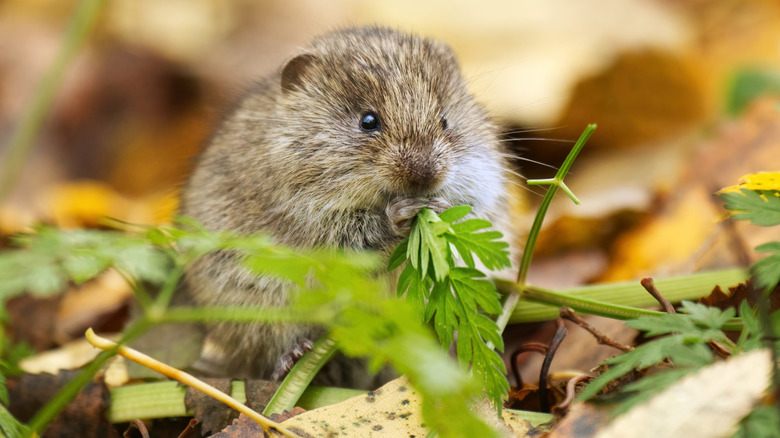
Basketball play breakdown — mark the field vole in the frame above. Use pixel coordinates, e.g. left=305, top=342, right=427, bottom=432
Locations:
left=181, top=26, right=517, bottom=385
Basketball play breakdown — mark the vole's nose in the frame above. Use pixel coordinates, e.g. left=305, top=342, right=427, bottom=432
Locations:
left=396, top=147, right=441, bottom=194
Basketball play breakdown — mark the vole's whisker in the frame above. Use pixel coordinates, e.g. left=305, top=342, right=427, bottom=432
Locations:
left=498, top=137, right=575, bottom=143
left=500, top=126, right=565, bottom=136
left=502, top=156, right=561, bottom=171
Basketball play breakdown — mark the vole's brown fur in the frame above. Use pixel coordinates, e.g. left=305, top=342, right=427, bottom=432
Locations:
left=181, top=27, right=516, bottom=384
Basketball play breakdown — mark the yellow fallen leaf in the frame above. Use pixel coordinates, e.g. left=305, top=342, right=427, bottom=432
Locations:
left=719, top=171, right=780, bottom=193
left=282, top=376, right=534, bottom=437
left=44, top=180, right=177, bottom=228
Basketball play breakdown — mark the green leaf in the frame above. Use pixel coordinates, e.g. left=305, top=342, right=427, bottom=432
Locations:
left=408, top=209, right=450, bottom=281
left=580, top=333, right=716, bottom=401
left=0, top=403, right=29, bottom=438
left=449, top=268, right=502, bottom=315
left=626, top=313, right=698, bottom=336
left=720, top=189, right=780, bottom=226
left=387, top=238, right=408, bottom=271
left=610, top=368, right=696, bottom=415
left=428, top=280, right=456, bottom=348
left=438, top=205, right=472, bottom=223
left=446, top=225, right=510, bottom=271
left=393, top=206, right=512, bottom=412
left=397, top=263, right=430, bottom=318
left=737, top=301, right=763, bottom=352
left=679, top=301, right=736, bottom=329
left=0, top=371, right=7, bottom=405
left=450, top=218, right=492, bottom=233
left=752, top=244, right=780, bottom=291
left=733, top=405, right=780, bottom=438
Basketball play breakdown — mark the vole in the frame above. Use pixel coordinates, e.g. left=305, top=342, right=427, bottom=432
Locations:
left=181, top=26, right=517, bottom=386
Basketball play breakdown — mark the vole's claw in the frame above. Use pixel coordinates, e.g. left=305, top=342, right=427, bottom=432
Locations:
left=271, top=337, right=314, bottom=381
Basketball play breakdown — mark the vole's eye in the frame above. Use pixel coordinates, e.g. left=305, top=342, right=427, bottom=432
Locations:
left=440, top=113, right=448, bottom=130
left=360, top=112, right=380, bottom=132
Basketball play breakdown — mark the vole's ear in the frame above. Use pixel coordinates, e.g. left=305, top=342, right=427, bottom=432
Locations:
left=281, top=54, right=317, bottom=94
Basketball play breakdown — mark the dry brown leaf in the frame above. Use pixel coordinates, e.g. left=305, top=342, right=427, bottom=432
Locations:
left=595, top=349, right=772, bottom=438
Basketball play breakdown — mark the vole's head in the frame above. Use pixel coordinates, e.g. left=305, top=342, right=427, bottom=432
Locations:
left=270, top=27, right=506, bottom=212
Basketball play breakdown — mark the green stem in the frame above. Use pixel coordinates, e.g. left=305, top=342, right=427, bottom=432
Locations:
left=516, top=124, right=596, bottom=286
left=159, top=306, right=327, bottom=324
left=495, top=124, right=596, bottom=334
left=497, top=267, right=748, bottom=330
left=0, top=0, right=106, bottom=202
left=263, top=337, right=338, bottom=415
left=26, top=319, right=151, bottom=435
left=151, top=262, right=187, bottom=314
left=27, top=349, right=117, bottom=435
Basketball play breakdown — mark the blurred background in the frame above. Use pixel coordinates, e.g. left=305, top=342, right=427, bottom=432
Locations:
left=2, top=0, right=780, bottom=385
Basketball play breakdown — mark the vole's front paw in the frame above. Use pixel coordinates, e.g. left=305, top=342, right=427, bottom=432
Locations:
left=387, top=196, right=452, bottom=236
left=271, top=337, right=314, bottom=381
left=426, top=197, right=451, bottom=214
left=387, top=197, right=427, bottom=236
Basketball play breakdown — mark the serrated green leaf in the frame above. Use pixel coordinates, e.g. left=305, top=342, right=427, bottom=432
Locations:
left=413, top=210, right=450, bottom=281
left=610, top=368, right=696, bottom=415
left=450, top=218, right=492, bottom=233
left=438, top=205, right=472, bottom=223
left=428, top=280, right=456, bottom=348
left=0, top=372, right=7, bottom=406
left=456, top=324, right=475, bottom=365
left=679, top=301, right=736, bottom=329
left=445, top=228, right=510, bottom=271
left=449, top=238, right=476, bottom=268
left=397, top=263, right=429, bottom=318
left=450, top=268, right=502, bottom=315
left=387, top=238, right=409, bottom=271
left=578, top=359, right=637, bottom=400
left=62, top=255, right=110, bottom=284
left=0, top=403, right=28, bottom=438
left=720, top=189, right=780, bottom=226
left=662, top=342, right=714, bottom=367
left=472, top=312, right=504, bottom=351
left=585, top=335, right=699, bottom=401
left=756, top=241, right=780, bottom=252
left=626, top=313, right=698, bottom=336
left=733, top=405, right=780, bottom=438
left=753, top=251, right=780, bottom=291
left=737, top=301, right=763, bottom=352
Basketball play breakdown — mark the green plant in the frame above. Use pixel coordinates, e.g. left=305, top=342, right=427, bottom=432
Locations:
left=0, top=220, right=501, bottom=437
left=389, top=205, right=511, bottom=411
left=573, top=172, right=780, bottom=435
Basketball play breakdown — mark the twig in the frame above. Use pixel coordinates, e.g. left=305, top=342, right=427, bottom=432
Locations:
left=510, top=342, right=550, bottom=387
left=552, top=374, right=591, bottom=415
left=538, top=320, right=567, bottom=412
left=640, top=277, right=675, bottom=314
left=123, top=419, right=150, bottom=438
left=85, top=328, right=299, bottom=437
left=559, top=307, right=633, bottom=352
left=176, top=419, right=199, bottom=438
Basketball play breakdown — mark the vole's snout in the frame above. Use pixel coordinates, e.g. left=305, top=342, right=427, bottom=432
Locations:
left=394, top=148, right=442, bottom=195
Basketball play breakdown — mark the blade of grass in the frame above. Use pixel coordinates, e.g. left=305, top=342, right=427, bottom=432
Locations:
left=494, top=124, right=596, bottom=335
left=263, top=337, right=338, bottom=415
left=499, top=268, right=747, bottom=330
left=0, top=0, right=106, bottom=202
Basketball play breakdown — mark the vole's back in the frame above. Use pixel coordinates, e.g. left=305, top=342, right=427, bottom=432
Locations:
left=181, top=27, right=515, bottom=382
